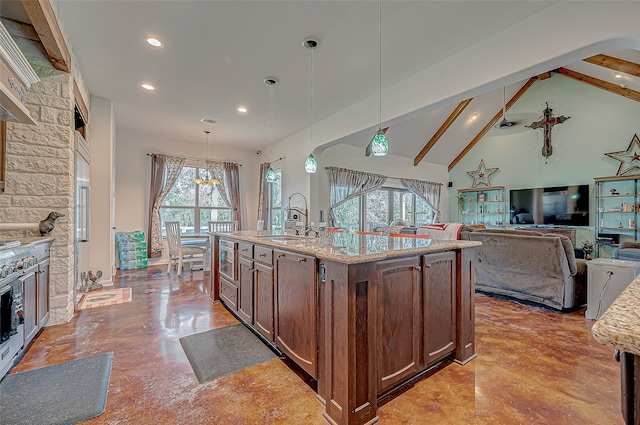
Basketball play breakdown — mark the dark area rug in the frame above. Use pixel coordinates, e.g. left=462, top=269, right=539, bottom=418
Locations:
left=0, top=352, right=113, bottom=425
left=180, top=323, right=277, bottom=383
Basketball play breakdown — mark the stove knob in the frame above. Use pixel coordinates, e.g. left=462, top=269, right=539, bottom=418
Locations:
left=15, top=259, right=23, bottom=270
left=1, top=265, right=9, bottom=278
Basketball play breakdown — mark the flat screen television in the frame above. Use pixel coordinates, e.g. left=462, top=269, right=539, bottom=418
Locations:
left=509, top=184, right=590, bottom=226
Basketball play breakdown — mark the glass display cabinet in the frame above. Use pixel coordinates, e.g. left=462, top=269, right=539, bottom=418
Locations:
left=594, top=175, right=640, bottom=258
left=457, top=186, right=505, bottom=229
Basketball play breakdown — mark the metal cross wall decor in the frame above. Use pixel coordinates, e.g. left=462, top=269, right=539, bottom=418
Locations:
left=525, top=102, right=570, bottom=162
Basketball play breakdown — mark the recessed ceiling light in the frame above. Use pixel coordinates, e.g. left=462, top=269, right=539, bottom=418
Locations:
left=237, top=107, right=247, bottom=113
left=146, top=38, right=163, bottom=47
left=470, top=114, right=478, bottom=121
left=142, top=84, right=155, bottom=91
left=201, top=118, right=217, bottom=124
left=615, top=73, right=623, bottom=79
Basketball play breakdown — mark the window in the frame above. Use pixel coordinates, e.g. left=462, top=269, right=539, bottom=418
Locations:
left=332, top=187, right=434, bottom=231
left=160, top=165, right=232, bottom=234
left=269, top=169, right=282, bottom=231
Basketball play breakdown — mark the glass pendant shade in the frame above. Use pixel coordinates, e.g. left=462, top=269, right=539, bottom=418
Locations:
left=265, top=167, right=276, bottom=182
left=370, top=131, right=389, bottom=156
left=305, top=154, right=317, bottom=173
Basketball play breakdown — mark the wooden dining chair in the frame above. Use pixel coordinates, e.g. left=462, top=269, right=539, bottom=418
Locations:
left=165, top=221, right=208, bottom=276
left=208, top=221, right=238, bottom=233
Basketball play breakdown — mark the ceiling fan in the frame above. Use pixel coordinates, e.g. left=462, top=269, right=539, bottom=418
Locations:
left=496, top=86, right=516, bottom=129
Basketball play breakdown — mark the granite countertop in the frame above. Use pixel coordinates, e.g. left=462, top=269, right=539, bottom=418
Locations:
left=213, top=230, right=480, bottom=265
left=592, top=276, right=640, bottom=356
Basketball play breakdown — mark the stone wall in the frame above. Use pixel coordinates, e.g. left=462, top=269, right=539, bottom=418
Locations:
left=2, top=72, right=76, bottom=325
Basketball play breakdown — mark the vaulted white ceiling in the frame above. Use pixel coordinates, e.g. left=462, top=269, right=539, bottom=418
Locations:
left=5, top=1, right=640, bottom=167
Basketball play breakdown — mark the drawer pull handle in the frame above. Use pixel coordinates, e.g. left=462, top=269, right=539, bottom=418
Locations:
left=241, top=249, right=248, bottom=252
left=249, top=268, right=255, bottom=272
left=415, top=266, right=422, bottom=272
left=259, top=253, right=266, bottom=257
left=278, top=254, right=285, bottom=258
left=298, top=258, right=306, bottom=263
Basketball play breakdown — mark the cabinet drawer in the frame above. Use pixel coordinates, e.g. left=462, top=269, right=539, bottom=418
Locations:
left=238, top=242, right=253, bottom=258
left=254, top=246, right=273, bottom=265
left=220, top=278, right=238, bottom=311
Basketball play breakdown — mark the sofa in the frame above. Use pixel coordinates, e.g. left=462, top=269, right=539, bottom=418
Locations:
left=461, top=229, right=587, bottom=310
left=614, top=241, right=640, bottom=261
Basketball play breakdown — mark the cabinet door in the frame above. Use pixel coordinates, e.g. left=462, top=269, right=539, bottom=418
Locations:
left=376, top=257, right=421, bottom=393
left=274, top=250, right=317, bottom=379
left=37, top=259, right=50, bottom=327
left=423, top=251, right=456, bottom=366
left=20, top=271, right=38, bottom=347
left=238, top=255, right=254, bottom=324
left=254, top=261, right=275, bottom=342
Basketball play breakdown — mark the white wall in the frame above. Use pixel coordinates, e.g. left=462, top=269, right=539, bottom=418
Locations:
left=88, top=96, right=115, bottom=283
left=114, top=128, right=262, bottom=266
left=448, top=73, right=640, bottom=244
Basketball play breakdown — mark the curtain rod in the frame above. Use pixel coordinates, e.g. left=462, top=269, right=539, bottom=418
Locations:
left=324, top=166, right=441, bottom=184
left=269, top=156, right=286, bottom=165
left=146, top=153, right=242, bottom=166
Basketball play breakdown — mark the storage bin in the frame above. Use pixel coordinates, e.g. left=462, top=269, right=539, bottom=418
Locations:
left=115, top=231, right=145, bottom=242
left=119, top=258, right=148, bottom=270
left=119, top=249, right=147, bottom=260
left=118, top=241, right=147, bottom=251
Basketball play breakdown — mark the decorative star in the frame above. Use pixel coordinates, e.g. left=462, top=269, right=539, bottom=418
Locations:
left=466, top=159, right=498, bottom=188
left=605, top=134, right=640, bottom=176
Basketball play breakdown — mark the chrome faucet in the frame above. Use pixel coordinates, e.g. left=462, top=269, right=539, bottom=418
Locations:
left=287, top=192, right=312, bottom=235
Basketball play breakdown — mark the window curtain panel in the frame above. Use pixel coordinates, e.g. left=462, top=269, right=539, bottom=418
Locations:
left=327, top=166, right=387, bottom=224
left=148, top=154, right=185, bottom=257
left=400, top=178, right=442, bottom=222
left=257, top=163, right=270, bottom=229
left=224, top=162, right=242, bottom=229
left=206, top=161, right=232, bottom=208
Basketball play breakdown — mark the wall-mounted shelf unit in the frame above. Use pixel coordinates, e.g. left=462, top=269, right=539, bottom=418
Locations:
left=457, top=186, right=505, bottom=229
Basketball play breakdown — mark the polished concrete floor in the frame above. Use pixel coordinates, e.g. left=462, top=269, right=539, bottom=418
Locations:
left=13, top=266, right=622, bottom=424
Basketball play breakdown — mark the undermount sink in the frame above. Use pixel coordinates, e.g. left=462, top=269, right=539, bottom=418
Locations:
left=257, top=235, right=309, bottom=241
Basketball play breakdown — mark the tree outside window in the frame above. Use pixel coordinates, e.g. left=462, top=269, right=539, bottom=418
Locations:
left=160, top=165, right=232, bottom=234
left=332, top=187, right=434, bottom=231
left=270, top=169, right=282, bottom=231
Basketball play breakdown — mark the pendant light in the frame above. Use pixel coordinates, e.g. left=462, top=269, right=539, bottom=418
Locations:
left=369, top=0, right=388, bottom=156
left=265, top=77, right=278, bottom=183
left=303, top=37, right=318, bottom=174
left=192, top=130, right=220, bottom=186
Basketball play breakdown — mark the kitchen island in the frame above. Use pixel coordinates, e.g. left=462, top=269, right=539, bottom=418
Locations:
left=210, top=231, right=480, bottom=425
left=592, top=275, right=640, bottom=425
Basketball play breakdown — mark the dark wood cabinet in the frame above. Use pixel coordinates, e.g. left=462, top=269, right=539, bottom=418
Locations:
left=37, top=259, right=50, bottom=327
left=275, top=249, right=317, bottom=379
left=423, top=251, right=456, bottom=366
left=254, top=260, right=274, bottom=342
left=376, top=257, right=422, bottom=393
left=20, top=270, right=38, bottom=347
left=237, top=255, right=254, bottom=324
left=220, top=277, right=238, bottom=310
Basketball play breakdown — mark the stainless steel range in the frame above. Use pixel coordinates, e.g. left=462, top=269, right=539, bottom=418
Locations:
left=0, top=241, right=42, bottom=378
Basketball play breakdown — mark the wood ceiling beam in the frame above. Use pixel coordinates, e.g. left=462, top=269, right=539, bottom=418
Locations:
left=537, top=72, right=552, bottom=80
left=556, top=67, right=640, bottom=103
left=20, top=0, right=70, bottom=72
left=448, top=77, right=538, bottom=172
left=583, top=54, right=640, bottom=78
left=413, top=98, right=473, bottom=166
